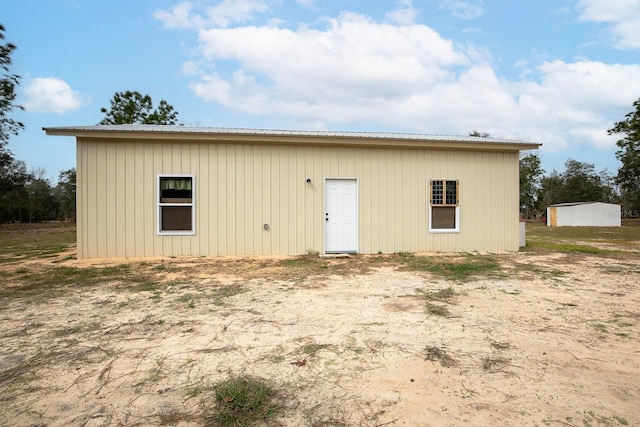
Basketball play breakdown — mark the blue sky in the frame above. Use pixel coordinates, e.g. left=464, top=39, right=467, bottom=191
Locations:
left=4, top=0, right=640, bottom=182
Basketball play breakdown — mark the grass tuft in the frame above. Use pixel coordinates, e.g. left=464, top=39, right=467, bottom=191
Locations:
left=185, top=385, right=204, bottom=398
left=207, top=375, right=283, bottom=426
left=614, top=415, right=629, bottom=426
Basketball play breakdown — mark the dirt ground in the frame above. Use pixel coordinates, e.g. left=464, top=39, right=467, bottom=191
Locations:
left=1, top=242, right=639, bottom=426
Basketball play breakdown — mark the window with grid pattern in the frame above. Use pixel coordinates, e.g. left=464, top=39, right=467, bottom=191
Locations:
left=430, top=180, right=459, bottom=231
left=431, top=180, right=458, bottom=206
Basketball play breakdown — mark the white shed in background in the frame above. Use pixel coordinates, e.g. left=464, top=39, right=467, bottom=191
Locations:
left=547, top=202, right=621, bottom=227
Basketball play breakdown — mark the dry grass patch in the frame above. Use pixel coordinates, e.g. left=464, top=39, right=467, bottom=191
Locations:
left=398, top=253, right=502, bottom=282
left=419, top=286, right=458, bottom=317
left=490, top=341, right=512, bottom=351
left=210, top=283, right=247, bottom=306
left=481, top=356, right=511, bottom=373
left=425, top=346, right=457, bottom=367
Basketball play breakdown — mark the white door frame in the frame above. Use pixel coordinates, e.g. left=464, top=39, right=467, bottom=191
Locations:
left=324, top=178, right=358, bottom=254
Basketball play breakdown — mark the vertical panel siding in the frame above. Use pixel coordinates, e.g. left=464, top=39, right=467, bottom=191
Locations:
left=76, top=142, right=85, bottom=257
left=76, top=139, right=521, bottom=258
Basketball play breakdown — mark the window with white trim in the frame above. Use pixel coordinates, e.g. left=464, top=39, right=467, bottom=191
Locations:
left=429, top=179, right=459, bottom=232
left=158, top=175, right=195, bottom=235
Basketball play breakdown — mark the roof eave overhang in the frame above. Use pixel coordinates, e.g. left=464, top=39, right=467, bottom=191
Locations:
left=43, top=127, right=542, bottom=152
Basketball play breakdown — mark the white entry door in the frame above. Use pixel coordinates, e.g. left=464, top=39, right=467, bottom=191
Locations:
left=325, top=179, right=358, bottom=253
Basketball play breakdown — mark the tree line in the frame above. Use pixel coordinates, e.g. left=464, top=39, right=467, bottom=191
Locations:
left=0, top=165, right=76, bottom=223
left=1, top=23, right=639, bottom=223
left=520, top=155, right=617, bottom=219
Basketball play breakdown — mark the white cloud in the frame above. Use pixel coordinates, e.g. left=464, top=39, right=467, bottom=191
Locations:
left=205, top=0, right=270, bottom=28
left=154, top=0, right=270, bottom=29
left=577, top=0, right=640, bottom=49
left=153, top=2, right=196, bottom=29
left=437, top=0, right=485, bottom=20
left=23, top=77, right=87, bottom=114
left=386, top=0, right=420, bottom=25
left=510, top=60, right=640, bottom=150
left=157, top=3, right=640, bottom=154
left=185, top=11, right=476, bottom=128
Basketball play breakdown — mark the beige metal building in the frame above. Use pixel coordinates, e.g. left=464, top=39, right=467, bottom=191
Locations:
left=44, top=125, right=540, bottom=259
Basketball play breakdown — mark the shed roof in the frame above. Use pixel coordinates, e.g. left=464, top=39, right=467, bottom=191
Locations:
left=43, top=125, right=541, bottom=152
left=548, top=202, right=620, bottom=208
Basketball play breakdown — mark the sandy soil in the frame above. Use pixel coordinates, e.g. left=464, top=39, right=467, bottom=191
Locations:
left=0, top=250, right=639, bottom=427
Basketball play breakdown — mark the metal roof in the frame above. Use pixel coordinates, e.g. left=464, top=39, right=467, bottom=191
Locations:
left=548, top=201, right=619, bottom=207
left=43, top=125, right=541, bottom=150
